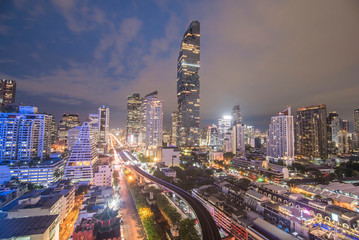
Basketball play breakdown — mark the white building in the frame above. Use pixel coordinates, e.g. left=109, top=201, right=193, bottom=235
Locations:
left=161, top=147, right=180, bottom=166
left=0, top=106, right=52, bottom=162
left=140, top=91, right=163, bottom=157
left=67, top=126, right=81, bottom=150
left=207, top=124, right=219, bottom=147
left=218, top=115, right=232, bottom=145
left=223, top=130, right=233, bottom=153
left=267, top=107, right=295, bottom=166
left=94, top=164, right=113, bottom=186
left=63, top=122, right=98, bottom=183
left=232, top=122, right=245, bottom=154
left=8, top=157, right=64, bottom=185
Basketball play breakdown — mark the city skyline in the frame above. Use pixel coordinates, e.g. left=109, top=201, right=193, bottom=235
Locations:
left=1, top=0, right=359, bottom=131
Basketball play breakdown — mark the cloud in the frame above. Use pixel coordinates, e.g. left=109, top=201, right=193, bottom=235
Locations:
left=51, top=0, right=107, bottom=33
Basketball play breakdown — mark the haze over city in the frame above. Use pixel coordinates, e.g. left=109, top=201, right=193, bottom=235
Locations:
left=1, top=0, right=359, bottom=130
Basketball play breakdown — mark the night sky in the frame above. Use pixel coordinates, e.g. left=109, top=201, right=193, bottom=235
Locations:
left=1, top=0, right=359, bottom=131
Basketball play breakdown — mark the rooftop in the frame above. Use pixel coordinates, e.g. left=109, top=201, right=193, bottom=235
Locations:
left=0, top=215, right=58, bottom=238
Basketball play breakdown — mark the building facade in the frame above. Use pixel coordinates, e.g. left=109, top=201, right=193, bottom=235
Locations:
left=140, top=91, right=163, bottom=156
left=63, top=122, right=98, bottom=183
left=232, top=105, right=243, bottom=125
left=0, top=79, right=16, bottom=106
left=57, top=113, right=81, bottom=146
left=354, top=109, right=359, bottom=133
left=171, top=111, right=178, bottom=147
left=296, top=104, right=328, bottom=159
left=218, top=116, right=232, bottom=146
left=126, top=93, right=142, bottom=145
left=177, top=21, right=200, bottom=148
left=0, top=106, right=52, bottom=162
left=267, top=107, right=295, bottom=166
left=98, top=106, right=110, bottom=151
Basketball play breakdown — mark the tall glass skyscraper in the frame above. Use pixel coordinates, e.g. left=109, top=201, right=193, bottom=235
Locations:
left=177, top=21, right=200, bottom=148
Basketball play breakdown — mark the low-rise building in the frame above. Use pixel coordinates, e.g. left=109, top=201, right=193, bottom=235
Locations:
left=161, top=147, right=180, bottom=166
left=94, top=164, right=112, bottom=186
left=7, top=157, right=65, bottom=186
left=0, top=215, right=59, bottom=240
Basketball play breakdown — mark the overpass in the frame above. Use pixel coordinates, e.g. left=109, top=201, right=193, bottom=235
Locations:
left=119, top=151, right=221, bottom=240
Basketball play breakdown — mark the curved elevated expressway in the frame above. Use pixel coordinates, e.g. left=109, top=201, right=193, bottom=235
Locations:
left=119, top=151, right=221, bottom=240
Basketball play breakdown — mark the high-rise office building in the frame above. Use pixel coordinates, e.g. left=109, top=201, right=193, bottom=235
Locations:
left=88, top=113, right=99, bottom=142
left=218, top=116, right=232, bottom=145
left=63, top=122, right=98, bottom=183
left=0, top=79, right=16, bottom=105
left=57, top=113, right=81, bottom=146
left=296, top=104, right=328, bottom=159
left=267, top=107, right=295, bottom=166
left=327, top=112, right=339, bottom=154
left=354, top=109, right=359, bottom=132
left=140, top=91, right=163, bottom=156
left=67, top=126, right=81, bottom=150
left=0, top=106, right=52, bottom=161
left=126, top=93, right=142, bottom=145
left=232, top=122, right=245, bottom=154
left=231, top=105, right=243, bottom=125
left=338, top=130, right=351, bottom=154
left=171, top=111, right=178, bottom=147
left=177, top=21, right=200, bottom=148
left=341, top=120, right=350, bottom=132
left=98, top=105, right=110, bottom=150
left=199, top=127, right=208, bottom=146
left=207, top=125, right=219, bottom=147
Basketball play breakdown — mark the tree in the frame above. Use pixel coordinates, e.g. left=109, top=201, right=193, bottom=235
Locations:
left=180, top=219, right=200, bottom=240
left=223, top=152, right=235, bottom=161
left=113, top=170, right=119, bottom=187
left=53, top=169, right=63, bottom=180
left=238, top=178, right=251, bottom=189
left=287, top=179, right=299, bottom=188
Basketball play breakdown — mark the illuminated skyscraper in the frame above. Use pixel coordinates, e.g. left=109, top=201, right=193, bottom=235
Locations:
left=171, top=111, right=178, bottom=146
left=64, top=122, right=98, bottom=183
left=88, top=113, right=99, bottom=142
left=177, top=21, right=200, bottom=148
left=0, top=79, right=16, bottom=106
left=231, top=105, right=243, bottom=125
left=98, top=106, right=110, bottom=151
left=0, top=106, right=52, bottom=162
left=140, top=91, right=163, bottom=156
left=296, top=104, right=327, bottom=159
left=267, top=107, right=295, bottom=166
left=218, top=116, right=232, bottom=145
left=354, top=109, right=359, bottom=132
left=57, top=113, right=81, bottom=146
left=207, top=125, right=219, bottom=147
left=126, top=93, right=142, bottom=144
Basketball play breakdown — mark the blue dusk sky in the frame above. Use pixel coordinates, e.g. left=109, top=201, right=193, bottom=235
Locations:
left=1, top=0, right=359, bottom=130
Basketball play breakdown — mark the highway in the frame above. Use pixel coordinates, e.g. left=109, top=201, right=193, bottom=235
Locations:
left=119, top=151, right=221, bottom=240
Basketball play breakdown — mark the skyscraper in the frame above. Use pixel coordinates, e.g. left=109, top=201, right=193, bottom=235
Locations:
left=296, top=104, right=328, bottom=159
left=98, top=105, right=110, bottom=151
left=327, top=111, right=339, bottom=154
left=57, top=113, right=81, bottom=146
left=267, top=107, right=295, bottom=166
left=0, top=79, right=16, bottom=105
left=171, top=111, right=178, bottom=147
left=218, top=116, right=232, bottom=145
left=232, top=122, right=245, bottom=154
left=207, top=125, right=219, bottom=147
left=341, top=119, right=350, bottom=132
left=126, top=93, right=142, bottom=145
left=0, top=106, right=52, bottom=162
left=88, top=113, right=99, bottom=142
left=354, top=109, right=359, bottom=132
left=231, top=105, right=243, bottom=125
left=63, top=122, right=98, bottom=183
left=177, top=21, right=200, bottom=148
left=140, top=91, right=163, bottom=157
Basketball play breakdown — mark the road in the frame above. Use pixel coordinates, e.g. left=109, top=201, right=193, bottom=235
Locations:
left=118, top=168, right=146, bottom=240
left=119, top=151, right=221, bottom=240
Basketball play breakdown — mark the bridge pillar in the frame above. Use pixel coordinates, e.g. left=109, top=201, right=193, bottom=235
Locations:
left=139, top=176, right=143, bottom=184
